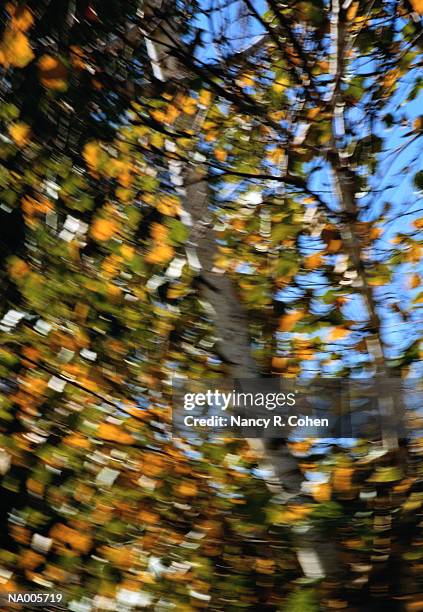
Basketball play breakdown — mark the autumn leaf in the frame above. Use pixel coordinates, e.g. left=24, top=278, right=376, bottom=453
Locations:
left=306, top=107, right=321, bottom=119
left=382, top=68, right=400, bottom=91
left=0, top=30, right=34, bottom=68
left=409, top=273, right=421, bottom=289
left=410, top=0, right=423, bottom=14
left=97, top=422, right=135, bottom=444
left=304, top=252, right=324, bottom=269
left=271, top=356, right=288, bottom=370
left=145, top=244, right=174, bottom=264
left=150, top=222, right=168, bottom=241
left=8, top=121, right=31, bottom=146
left=272, top=79, right=288, bottom=93
left=312, top=483, right=332, bottom=502
left=237, top=73, right=255, bottom=88
left=7, top=4, right=34, bottom=32
left=347, top=1, right=359, bottom=20
left=50, top=524, right=92, bottom=553
left=83, top=141, right=105, bottom=173
left=215, top=148, right=227, bottom=162
left=198, top=88, right=212, bottom=106
left=91, top=218, right=119, bottom=241
left=333, top=467, right=354, bottom=492
left=278, top=310, right=304, bottom=331
left=121, top=244, right=135, bottom=260
left=267, top=147, right=285, bottom=165
left=38, top=54, right=68, bottom=90
left=177, top=482, right=198, bottom=497
left=157, top=195, right=180, bottom=216
left=8, top=256, right=30, bottom=278
left=328, top=327, right=351, bottom=341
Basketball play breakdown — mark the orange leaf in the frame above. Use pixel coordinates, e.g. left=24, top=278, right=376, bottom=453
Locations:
left=333, top=467, right=353, bottom=492
left=0, top=30, right=34, bottom=68
left=271, top=356, right=288, bottom=370
left=8, top=256, right=30, bottom=278
left=328, top=327, right=351, bottom=341
left=8, top=121, right=31, bottom=146
left=91, top=218, right=118, bottom=241
left=150, top=222, right=168, bottom=241
left=410, top=0, right=423, bottom=14
left=38, top=54, right=67, bottom=90
left=409, top=273, right=421, bottom=289
left=145, top=244, right=174, bottom=264
left=9, top=5, right=34, bottom=32
left=312, top=482, right=331, bottom=502
left=97, top=422, right=135, bottom=444
left=278, top=310, right=304, bottom=332
left=198, top=89, right=212, bottom=106
left=83, top=141, right=104, bottom=172
left=304, top=252, right=324, bottom=269
left=177, top=482, right=198, bottom=497
left=347, top=1, right=359, bottom=20
left=215, top=148, right=227, bottom=162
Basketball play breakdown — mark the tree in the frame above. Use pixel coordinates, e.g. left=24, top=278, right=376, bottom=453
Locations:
left=0, top=0, right=422, bottom=609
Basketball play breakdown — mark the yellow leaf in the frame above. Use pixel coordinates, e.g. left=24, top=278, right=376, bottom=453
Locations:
left=278, top=310, right=304, bottom=331
left=156, top=195, right=180, bottom=216
left=304, top=252, right=324, bottom=269
left=83, top=141, right=103, bottom=171
left=38, top=54, right=67, bottom=90
left=150, top=222, right=168, bottom=241
left=91, top=218, right=118, bottom=241
left=121, top=244, right=135, bottom=260
left=8, top=121, right=31, bottom=146
left=271, top=79, right=288, bottom=94
left=198, top=89, right=212, bottom=106
left=0, top=30, right=34, bottom=68
left=178, top=95, right=197, bottom=115
left=410, top=0, right=423, bottom=14
left=237, top=73, right=255, bottom=88
left=97, top=422, right=134, bottom=444
left=413, top=218, right=423, bottom=229
left=328, top=327, right=351, bottom=341
left=50, top=524, right=92, bottom=553
left=145, top=243, right=174, bottom=264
